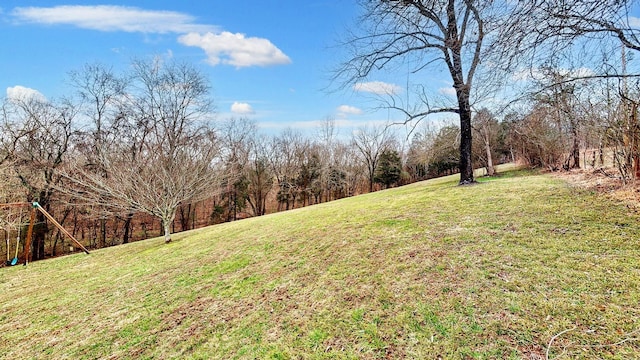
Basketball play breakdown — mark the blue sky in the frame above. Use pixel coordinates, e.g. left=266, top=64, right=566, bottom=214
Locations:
left=4, top=2, right=636, bottom=138
left=0, top=1, right=426, bottom=135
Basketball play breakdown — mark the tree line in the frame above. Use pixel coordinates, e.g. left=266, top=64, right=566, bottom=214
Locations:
left=2, top=0, right=640, bottom=261
left=0, top=53, right=632, bottom=261
left=0, top=57, right=504, bottom=260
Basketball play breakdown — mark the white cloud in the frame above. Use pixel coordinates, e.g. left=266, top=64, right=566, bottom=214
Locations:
left=178, top=32, right=291, bottom=68
left=353, top=81, right=401, bottom=95
left=438, top=87, right=457, bottom=96
left=336, top=105, right=363, bottom=116
left=6, top=86, right=46, bottom=102
left=231, top=101, right=255, bottom=115
left=11, top=5, right=215, bottom=34
left=11, top=5, right=289, bottom=69
left=629, top=16, right=640, bottom=27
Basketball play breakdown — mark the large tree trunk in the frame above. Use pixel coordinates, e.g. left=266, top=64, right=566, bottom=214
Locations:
left=163, top=220, right=172, bottom=243
left=457, top=91, right=475, bottom=184
left=162, top=211, right=176, bottom=244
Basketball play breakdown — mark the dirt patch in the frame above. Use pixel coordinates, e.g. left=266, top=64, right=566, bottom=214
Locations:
left=162, top=297, right=216, bottom=330
left=552, top=168, right=640, bottom=210
left=519, top=344, right=546, bottom=360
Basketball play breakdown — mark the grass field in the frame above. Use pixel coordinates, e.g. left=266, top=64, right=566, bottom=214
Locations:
left=1, top=168, right=640, bottom=359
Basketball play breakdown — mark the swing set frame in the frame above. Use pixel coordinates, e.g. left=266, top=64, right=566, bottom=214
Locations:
left=1, top=202, right=89, bottom=266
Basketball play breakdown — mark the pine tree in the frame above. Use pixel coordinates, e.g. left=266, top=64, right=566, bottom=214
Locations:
left=374, top=149, right=402, bottom=189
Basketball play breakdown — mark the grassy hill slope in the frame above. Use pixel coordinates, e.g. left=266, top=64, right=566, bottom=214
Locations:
left=1, top=170, right=640, bottom=359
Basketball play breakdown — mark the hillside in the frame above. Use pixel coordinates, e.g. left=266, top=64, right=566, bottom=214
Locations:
left=1, top=170, right=640, bottom=359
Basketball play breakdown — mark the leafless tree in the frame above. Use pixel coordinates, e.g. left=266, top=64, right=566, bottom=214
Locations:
left=63, top=136, right=221, bottom=244
left=499, top=5, right=640, bottom=176
left=0, top=160, right=25, bottom=202
left=0, top=159, right=28, bottom=258
left=219, top=117, right=255, bottom=221
left=338, top=0, right=640, bottom=185
left=337, top=0, right=499, bottom=184
left=330, top=141, right=364, bottom=198
left=0, top=95, right=76, bottom=259
left=267, top=129, right=309, bottom=211
left=69, top=63, right=128, bottom=152
left=61, top=59, right=222, bottom=244
left=472, top=108, right=499, bottom=176
left=508, top=106, right=567, bottom=171
left=431, top=124, right=461, bottom=176
left=501, top=0, right=639, bottom=61
left=69, top=63, right=131, bottom=245
left=317, top=116, right=339, bottom=147
left=315, top=117, right=338, bottom=202
left=245, top=136, right=274, bottom=216
left=352, top=124, right=392, bottom=192
left=601, top=77, right=640, bottom=182
left=406, top=122, right=438, bottom=180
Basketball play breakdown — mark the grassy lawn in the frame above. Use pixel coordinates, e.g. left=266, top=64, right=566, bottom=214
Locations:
left=1, top=169, right=640, bottom=359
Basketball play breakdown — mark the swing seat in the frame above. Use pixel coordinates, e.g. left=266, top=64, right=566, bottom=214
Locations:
left=9, top=258, right=17, bottom=266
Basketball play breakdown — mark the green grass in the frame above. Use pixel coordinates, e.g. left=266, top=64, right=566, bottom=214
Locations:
left=2, top=168, right=640, bottom=359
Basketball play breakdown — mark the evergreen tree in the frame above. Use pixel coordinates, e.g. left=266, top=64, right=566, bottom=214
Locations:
left=374, top=149, right=402, bottom=189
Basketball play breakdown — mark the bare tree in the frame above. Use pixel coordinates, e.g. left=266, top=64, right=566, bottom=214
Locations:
left=338, top=0, right=640, bottom=184
left=500, top=1, right=640, bottom=176
left=316, top=117, right=338, bottom=202
left=472, top=108, right=499, bottom=176
left=431, top=124, right=461, bottom=176
left=219, top=117, right=255, bottom=221
left=337, top=0, right=497, bottom=184
left=267, top=129, right=309, bottom=211
left=537, top=68, right=586, bottom=170
left=69, top=63, right=131, bottom=245
left=331, top=141, right=364, bottom=198
left=406, top=122, right=438, bottom=181
left=317, top=116, right=339, bottom=147
left=245, top=136, right=274, bottom=216
left=64, top=135, right=221, bottom=243
left=501, top=0, right=639, bottom=59
left=507, top=106, right=567, bottom=171
left=1, top=95, right=76, bottom=259
left=352, top=124, right=392, bottom=193
left=598, top=47, right=640, bottom=181
left=0, top=160, right=25, bottom=203
left=69, top=63, right=128, bottom=153
left=61, top=59, right=221, bottom=244
left=0, top=159, right=28, bottom=259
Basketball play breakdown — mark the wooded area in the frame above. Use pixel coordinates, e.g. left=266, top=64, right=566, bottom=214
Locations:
left=2, top=0, right=640, bottom=262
